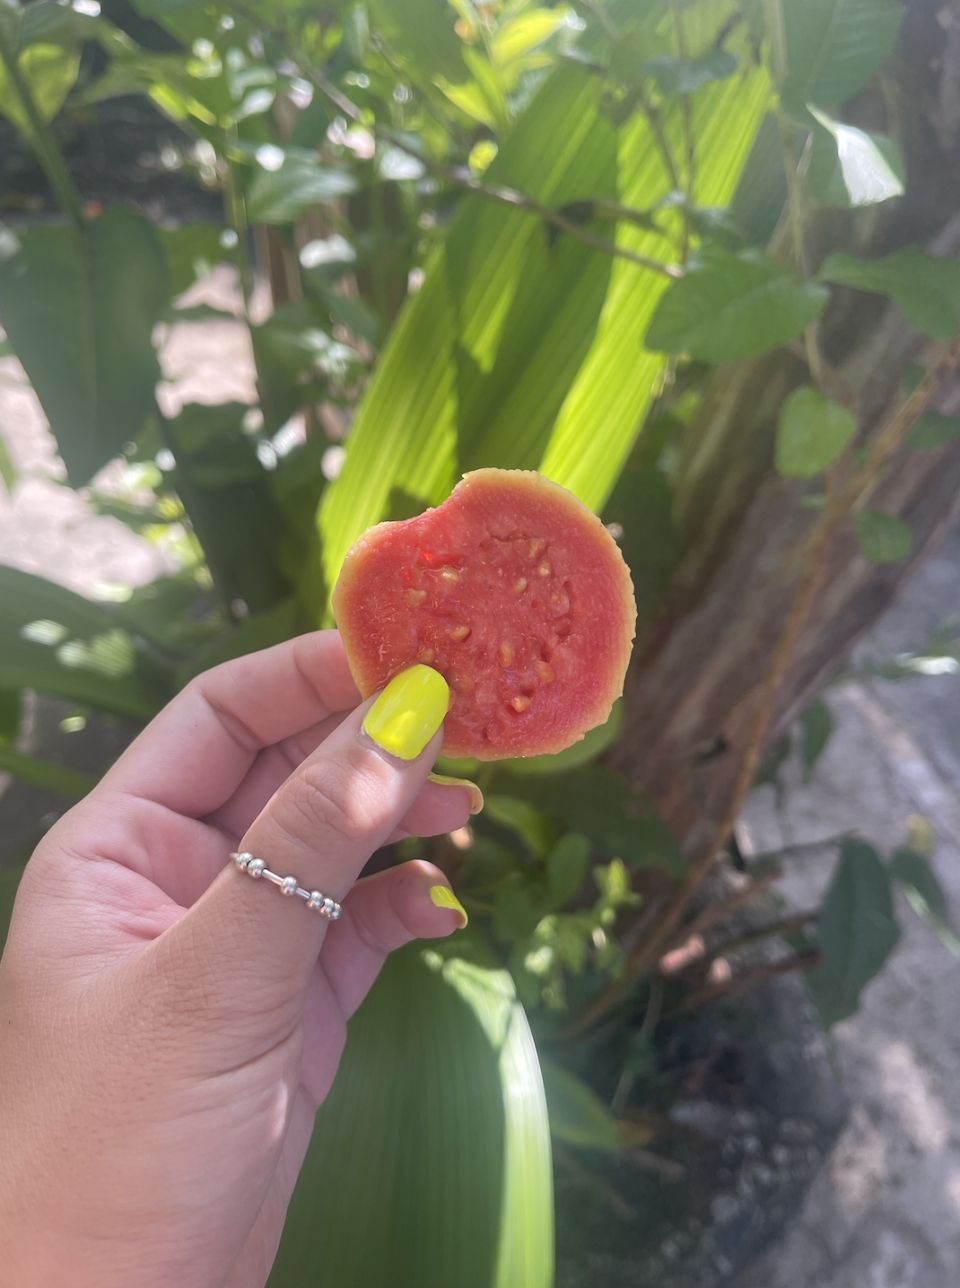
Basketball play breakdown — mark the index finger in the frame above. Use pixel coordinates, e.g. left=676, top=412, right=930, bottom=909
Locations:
left=99, top=630, right=361, bottom=818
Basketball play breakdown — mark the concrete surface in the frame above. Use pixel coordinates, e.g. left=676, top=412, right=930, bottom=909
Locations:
left=3, top=267, right=960, bottom=1284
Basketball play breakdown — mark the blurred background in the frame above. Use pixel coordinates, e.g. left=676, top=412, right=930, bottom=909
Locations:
left=2, top=0, right=960, bottom=1285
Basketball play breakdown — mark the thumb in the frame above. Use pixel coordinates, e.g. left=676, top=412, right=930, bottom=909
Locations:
left=145, top=665, right=456, bottom=1032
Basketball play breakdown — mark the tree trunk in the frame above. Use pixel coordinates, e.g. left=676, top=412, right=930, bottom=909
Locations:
left=613, top=0, right=960, bottom=857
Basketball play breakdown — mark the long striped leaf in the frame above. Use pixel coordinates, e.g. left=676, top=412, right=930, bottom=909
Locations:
left=319, top=4, right=770, bottom=599
left=268, top=941, right=553, bottom=1288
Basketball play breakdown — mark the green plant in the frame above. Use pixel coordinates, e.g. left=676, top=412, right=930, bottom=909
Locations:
left=2, top=0, right=960, bottom=1279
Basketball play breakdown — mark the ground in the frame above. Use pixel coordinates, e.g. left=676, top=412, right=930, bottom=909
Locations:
left=2, top=276, right=960, bottom=1285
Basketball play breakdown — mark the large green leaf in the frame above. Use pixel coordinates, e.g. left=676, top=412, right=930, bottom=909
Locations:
left=269, top=941, right=553, bottom=1288
left=320, top=39, right=770, bottom=598
left=0, top=42, right=79, bottom=131
left=0, top=747, right=97, bottom=798
left=0, top=565, right=167, bottom=720
left=646, top=245, right=828, bottom=364
left=0, top=208, right=168, bottom=485
left=775, top=385, right=856, bottom=477
left=806, top=839, right=900, bottom=1026
left=820, top=248, right=960, bottom=340
left=780, top=0, right=903, bottom=114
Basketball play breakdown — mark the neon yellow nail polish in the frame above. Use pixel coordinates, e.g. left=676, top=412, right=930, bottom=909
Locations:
left=429, top=885, right=468, bottom=928
left=362, top=665, right=450, bottom=760
left=427, top=772, right=484, bottom=815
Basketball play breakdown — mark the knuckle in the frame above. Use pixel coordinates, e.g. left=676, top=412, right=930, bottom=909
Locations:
left=280, top=757, right=374, bottom=849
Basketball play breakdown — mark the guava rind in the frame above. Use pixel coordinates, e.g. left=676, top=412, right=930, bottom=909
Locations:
left=332, top=468, right=636, bottom=760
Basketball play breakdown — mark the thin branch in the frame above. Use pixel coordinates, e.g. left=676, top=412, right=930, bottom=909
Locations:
left=671, top=0, right=697, bottom=203
left=778, top=117, right=826, bottom=392
left=225, top=1, right=683, bottom=279
left=706, top=908, right=819, bottom=960
left=0, top=25, right=84, bottom=231
left=561, top=330, right=960, bottom=1039
left=661, top=865, right=782, bottom=956
left=663, top=948, right=821, bottom=1016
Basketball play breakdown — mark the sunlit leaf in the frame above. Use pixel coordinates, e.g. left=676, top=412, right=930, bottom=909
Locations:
left=775, top=385, right=856, bottom=477
left=806, top=839, right=900, bottom=1026
left=889, top=848, right=960, bottom=957
left=855, top=509, right=912, bottom=563
left=544, top=832, right=590, bottom=909
left=0, top=42, right=79, bottom=131
left=485, top=795, right=557, bottom=858
left=646, top=245, right=828, bottom=364
left=807, top=111, right=904, bottom=208
left=269, top=942, right=553, bottom=1288
left=0, top=565, right=167, bottom=719
left=0, top=207, right=167, bottom=485
left=819, top=248, right=960, bottom=340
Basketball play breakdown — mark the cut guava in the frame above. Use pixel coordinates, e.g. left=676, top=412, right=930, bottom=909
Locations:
left=332, top=468, right=636, bottom=760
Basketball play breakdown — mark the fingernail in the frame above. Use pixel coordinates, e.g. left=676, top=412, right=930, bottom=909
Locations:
left=363, top=665, right=450, bottom=760
left=427, top=772, right=484, bottom=815
left=429, top=884, right=468, bottom=928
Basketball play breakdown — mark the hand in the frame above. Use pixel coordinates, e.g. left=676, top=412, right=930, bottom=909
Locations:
left=0, top=631, right=478, bottom=1288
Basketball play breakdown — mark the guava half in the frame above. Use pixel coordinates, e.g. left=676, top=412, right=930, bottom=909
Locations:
left=332, top=468, right=636, bottom=760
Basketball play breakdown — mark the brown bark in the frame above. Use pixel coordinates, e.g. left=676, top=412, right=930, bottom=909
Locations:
left=613, top=1, right=960, bottom=856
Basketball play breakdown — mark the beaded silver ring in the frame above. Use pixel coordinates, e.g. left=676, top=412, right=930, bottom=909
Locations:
left=231, top=852, right=342, bottom=919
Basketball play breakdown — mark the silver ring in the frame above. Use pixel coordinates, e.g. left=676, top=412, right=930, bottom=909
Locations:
left=231, top=852, right=342, bottom=919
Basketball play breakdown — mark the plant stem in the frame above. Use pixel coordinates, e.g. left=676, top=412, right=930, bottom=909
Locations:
left=778, top=117, right=826, bottom=392
left=562, top=329, right=960, bottom=1038
left=661, top=864, right=782, bottom=955
left=662, top=947, right=821, bottom=1017
left=224, top=1, right=683, bottom=279
left=0, top=27, right=84, bottom=231
left=224, top=147, right=253, bottom=315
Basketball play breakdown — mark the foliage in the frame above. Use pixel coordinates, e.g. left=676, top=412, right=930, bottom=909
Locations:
left=0, top=0, right=954, bottom=1278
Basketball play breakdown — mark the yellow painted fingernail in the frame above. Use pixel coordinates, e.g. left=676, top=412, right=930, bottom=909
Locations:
left=363, top=665, right=450, bottom=760
left=429, top=885, right=468, bottom=928
left=428, top=772, right=484, bottom=815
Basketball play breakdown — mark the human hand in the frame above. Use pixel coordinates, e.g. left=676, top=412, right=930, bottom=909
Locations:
left=0, top=631, right=479, bottom=1287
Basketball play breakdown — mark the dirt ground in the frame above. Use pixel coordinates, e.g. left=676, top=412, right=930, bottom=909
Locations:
left=3, top=272, right=960, bottom=1285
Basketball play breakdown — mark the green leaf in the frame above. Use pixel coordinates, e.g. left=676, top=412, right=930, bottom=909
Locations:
left=775, top=385, right=856, bottom=477
left=889, top=848, right=960, bottom=957
left=855, top=510, right=913, bottom=563
left=780, top=0, right=904, bottom=113
left=504, top=700, right=623, bottom=777
left=484, top=795, right=557, bottom=858
left=0, top=686, right=21, bottom=743
left=245, top=154, right=357, bottom=225
left=819, top=249, right=960, bottom=340
left=642, top=50, right=738, bottom=97
left=177, top=599, right=300, bottom=684
left=799, top=698, right=834, bottom=775
left=807, top=112, right=904, bottom=208
left=540, top=1057, right=619, bottom=1149
left=367, top=0, right=469, bottom=85
left=0, top=208, right=168, bottom=485
left=907, top=411, right=960, bottom=451
left=158, top=222, right=226, bottom=300
left=806, top=839, right=900, bottom=1026
left=0, top=746, right=97, bottom=798
left=493, top=765, right=686, bottom=876
left=0, top=863, right=23, bottom=957
left=0, top=42, right=80, bottom=132
left=269, top=942, right=553, bottom=1288
left=545, top=832, right=590, bottom=910
left=646, top=245, right=828, bottom=364
left=0, top=565, right=167, bottom=720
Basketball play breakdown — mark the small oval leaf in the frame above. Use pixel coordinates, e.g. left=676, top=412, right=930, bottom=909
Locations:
left=775, top=385, right=856, bottom=477
left=855, top=510, right=913, bottom=563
